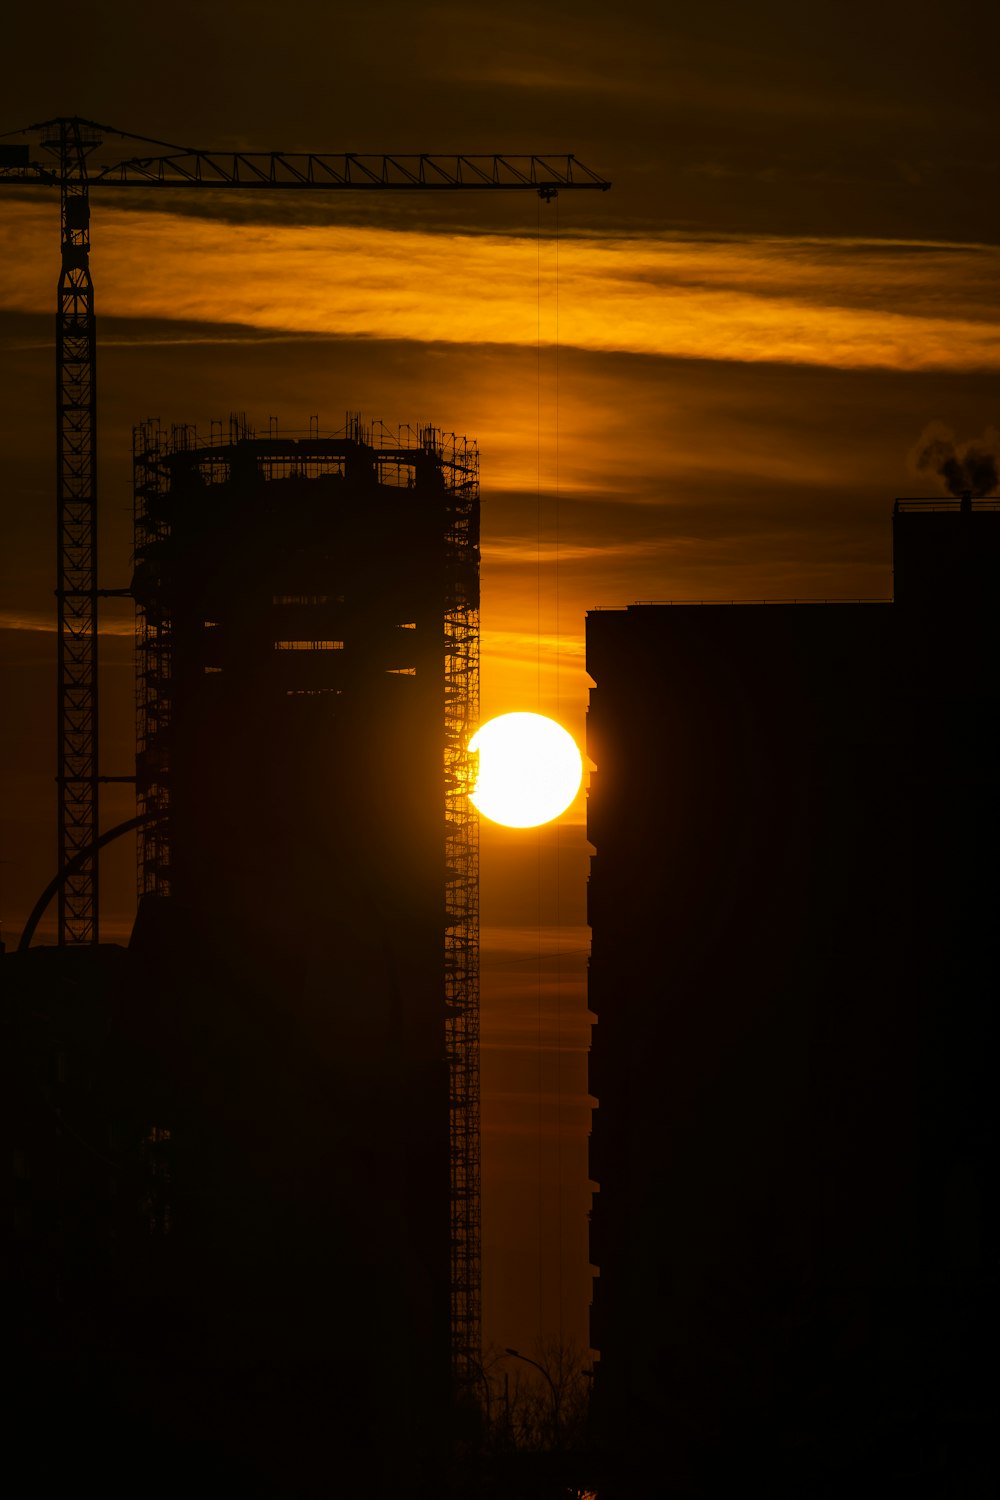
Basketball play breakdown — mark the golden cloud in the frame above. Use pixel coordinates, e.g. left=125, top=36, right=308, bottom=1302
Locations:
left=0, top=610, right=135, bottom=635
left=2, top=201, right=998, bottom=372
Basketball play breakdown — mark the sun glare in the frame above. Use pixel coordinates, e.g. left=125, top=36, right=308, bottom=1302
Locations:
left=469, top=712, right=583, bottom=828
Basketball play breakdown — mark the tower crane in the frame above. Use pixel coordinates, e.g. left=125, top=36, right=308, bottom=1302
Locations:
left=1, top=120, right=609, bottom=1388
left=0, top=116, right=611, bottom=948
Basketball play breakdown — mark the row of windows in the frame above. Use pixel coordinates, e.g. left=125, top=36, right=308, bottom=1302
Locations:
left=206, top=665, right=417, bottom=677
left=274, top=639, right=345, bottom=651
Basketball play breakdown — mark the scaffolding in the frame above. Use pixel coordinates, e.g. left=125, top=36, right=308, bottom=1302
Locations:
left=132, top=415, right=481, bottom=1380
left=441, top=435, right=482, bottom=1386
left=133, top=419, right=175, bottom=901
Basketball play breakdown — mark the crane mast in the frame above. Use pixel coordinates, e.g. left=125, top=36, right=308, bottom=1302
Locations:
left=0, top=115, right=609, bottom=1390
left=53, top=119, right=100, bottom=944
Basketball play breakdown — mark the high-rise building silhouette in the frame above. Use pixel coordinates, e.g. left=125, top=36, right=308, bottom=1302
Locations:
left=5, top=416, right=481, bottom=1492
left=586, top=498, right=997, bottom=1496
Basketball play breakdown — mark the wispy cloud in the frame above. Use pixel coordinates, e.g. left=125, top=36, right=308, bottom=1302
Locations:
left=3, top=203, right=998, bottom=372
left=0, top=610, right=134, bottom=635
left=419, top=4, right=916, bottom=127
left=481, top=629, right=586, bottom=661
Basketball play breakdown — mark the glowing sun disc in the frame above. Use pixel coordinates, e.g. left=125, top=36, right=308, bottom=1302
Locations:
left=469, top=712, right=583, bottom=828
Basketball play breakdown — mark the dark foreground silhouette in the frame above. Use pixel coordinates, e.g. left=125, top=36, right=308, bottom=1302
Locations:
left=585, top=500, right=998, bottom=1497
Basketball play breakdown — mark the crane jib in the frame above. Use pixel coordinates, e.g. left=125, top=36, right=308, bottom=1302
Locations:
left=1, top=156, right=610, bottom=191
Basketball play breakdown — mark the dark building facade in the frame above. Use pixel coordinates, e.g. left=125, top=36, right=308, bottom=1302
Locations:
left=3, top=944, right=183, bottom=1477
left=586, top=500, right=997, bottom=1496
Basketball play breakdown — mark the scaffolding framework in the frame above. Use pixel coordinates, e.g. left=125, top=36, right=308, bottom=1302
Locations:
left=133, top=419, right=178, bottom=901
left=132, top=416, right=481, bottom=1379
left=442, top=439, right=482, bottom=1385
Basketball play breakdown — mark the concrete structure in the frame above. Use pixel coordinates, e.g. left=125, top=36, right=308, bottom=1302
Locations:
left=586, top=500, right=997, bottom=1496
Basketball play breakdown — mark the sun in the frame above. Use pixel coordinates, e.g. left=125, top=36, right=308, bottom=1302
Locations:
left=468, top=712, right=583, bottom=828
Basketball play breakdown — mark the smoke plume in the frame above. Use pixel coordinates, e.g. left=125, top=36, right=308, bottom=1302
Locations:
left=910, top=421, right=1000, bottom=498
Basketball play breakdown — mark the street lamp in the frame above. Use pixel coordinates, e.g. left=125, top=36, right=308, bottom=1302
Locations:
left=503, top=1346, right=562, bottom=1444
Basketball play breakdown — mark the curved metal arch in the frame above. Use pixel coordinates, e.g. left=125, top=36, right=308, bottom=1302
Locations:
left=17, top=813, right=156, bottom=953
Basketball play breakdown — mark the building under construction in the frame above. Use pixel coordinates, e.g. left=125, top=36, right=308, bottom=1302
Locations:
left=6, top=416, right=482, bottom=1491
left=0, top=117, right=609, bottom=1491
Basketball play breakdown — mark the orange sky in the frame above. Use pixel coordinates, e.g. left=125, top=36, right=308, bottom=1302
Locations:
left=3, top=0, right=1000, bottom=1359
left=5, top=203, right=999, bottom=371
